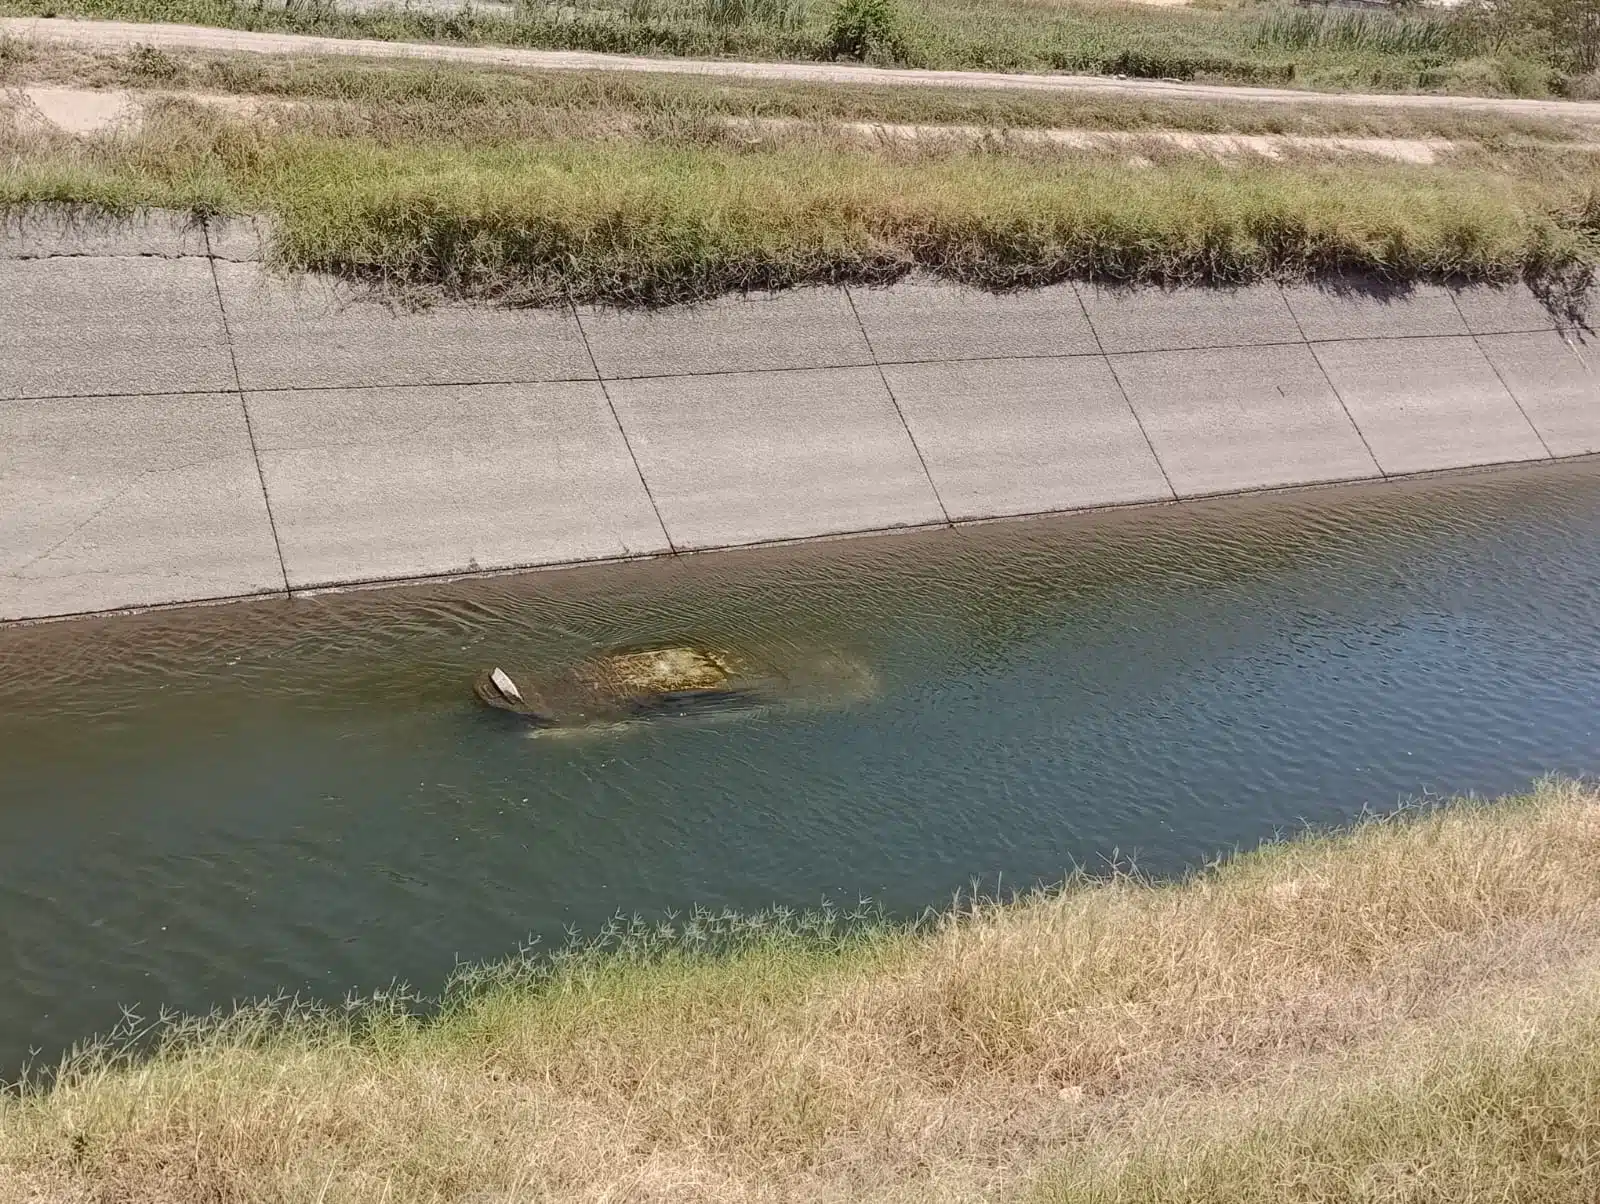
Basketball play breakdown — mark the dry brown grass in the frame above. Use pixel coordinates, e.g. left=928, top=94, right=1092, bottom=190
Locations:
left=3, top=781, right=1600, bottom=1202
left=6, top=91, right=1600, bottom=307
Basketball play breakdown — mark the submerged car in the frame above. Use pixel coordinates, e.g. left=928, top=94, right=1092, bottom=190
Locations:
left=473, top=641, right=876, bottom=735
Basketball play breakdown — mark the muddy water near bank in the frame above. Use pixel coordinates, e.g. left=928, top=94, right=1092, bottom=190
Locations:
left=2, top=463, right=1599, bottom=1070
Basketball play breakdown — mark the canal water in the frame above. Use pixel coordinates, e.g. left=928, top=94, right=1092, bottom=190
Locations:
left=2, top=463, right=1599, bottom=1072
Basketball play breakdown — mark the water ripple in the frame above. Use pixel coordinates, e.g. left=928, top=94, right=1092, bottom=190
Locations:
left=2, top=461, right=1600, bottom=1070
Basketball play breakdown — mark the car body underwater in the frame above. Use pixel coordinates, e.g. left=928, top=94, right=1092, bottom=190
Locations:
left=473, top=642, right=879, bottom=737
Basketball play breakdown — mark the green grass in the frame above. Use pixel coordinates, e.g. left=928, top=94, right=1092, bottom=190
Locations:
left=4, top=781, right=1600, bottom=1202
left=5, top=96, right=1599, bottom=306
left=0, top=0, right=1578, bottom=96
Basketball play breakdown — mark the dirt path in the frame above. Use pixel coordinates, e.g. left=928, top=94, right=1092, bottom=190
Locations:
left=734, top=115, right=1462, bottom=162
left=8, top=16, right=1600, bottom=121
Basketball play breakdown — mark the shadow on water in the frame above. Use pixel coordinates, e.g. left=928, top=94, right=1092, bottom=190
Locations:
left=1, top=460, right=1599, bottom=1071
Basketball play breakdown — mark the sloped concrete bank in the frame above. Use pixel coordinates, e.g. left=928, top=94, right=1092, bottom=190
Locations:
left=3, top=211, right=1597, bottom=624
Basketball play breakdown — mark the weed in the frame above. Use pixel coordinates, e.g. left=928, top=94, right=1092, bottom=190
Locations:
left=827, top=0, right=900, bottom=61
left=123, top=42, right=180, bottom=79
left=1248, top=7, right=1481, bottom=57
left=0, top=33, right=32, bottom=75
left=706, top=0, right=807, bottom=33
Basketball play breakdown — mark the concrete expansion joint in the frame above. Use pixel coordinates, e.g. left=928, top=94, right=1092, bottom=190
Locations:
left=1279, top=284, right=1387, bottom=482
left=1448, top=290, right=1556, bottom=463
left=567, top=300, right=678, bottom=556
left=203, top=220, right=292, bottom=594
left=1300, top=327, right=1567, bottom=346
left=1068, top=282, right=1178, bottom=502
left=843, top=284, right=955, bottom=528
left=4, top=386, right=234, bottom=405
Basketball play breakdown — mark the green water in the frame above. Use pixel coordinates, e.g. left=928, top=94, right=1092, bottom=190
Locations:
left=1, top=462, right=1598, bottom=1070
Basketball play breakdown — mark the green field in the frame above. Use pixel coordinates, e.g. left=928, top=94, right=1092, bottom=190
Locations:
left=4, top=781, right=1599, bottom=1202
left=2, top=0, right=1592, bottom=97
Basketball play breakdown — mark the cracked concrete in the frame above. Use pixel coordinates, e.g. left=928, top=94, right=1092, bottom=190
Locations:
left=2, top=214, right=1597, bottom=622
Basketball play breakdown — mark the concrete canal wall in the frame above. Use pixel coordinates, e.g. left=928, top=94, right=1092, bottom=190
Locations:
left=3, top=211, right=1597, bottom=623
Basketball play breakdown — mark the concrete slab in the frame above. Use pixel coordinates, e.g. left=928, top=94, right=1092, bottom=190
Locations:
left=1112, top=343, right=1378, bottom=496
left=607, top=366, right=944, bottom=549
left=0, top=257, right=234, bottom=400
left=246, top=382, right=667, bottom=587
left=0, top=208, right=206, bottom=259
left=578, top=289, right=872, bottom=380
left=1451, top=284, right=1559, bottom=336
left=847, top=280, right=1097, bottom=363
left=1313, top=336, right=1547, bottom=475
left=0, top=393, right=283, bottom=621
left=1476, top=331, right=1600, bottom=458
left=214, top=263, right=593, bottom=390
left=1077, top=283, right=1301, bottom=354
left=883, top=357, right=1169, bottom=519
left=1283, top=282, right=1467, bottom=341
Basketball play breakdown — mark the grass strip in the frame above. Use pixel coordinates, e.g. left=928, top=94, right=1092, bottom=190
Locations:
left=5, top=101, right=1599, bottom=306
left=3, top=780, right=1599, bottom=1202
left=6, top=40, right=1595, bottom=144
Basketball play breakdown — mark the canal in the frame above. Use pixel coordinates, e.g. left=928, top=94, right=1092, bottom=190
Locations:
left=1, top=462, right=1597, bottom=1072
